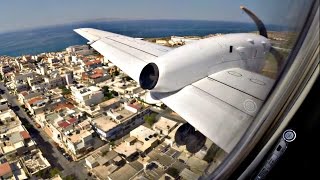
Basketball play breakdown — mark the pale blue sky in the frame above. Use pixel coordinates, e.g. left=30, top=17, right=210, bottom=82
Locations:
left=0, top=0, right=311, bottom=33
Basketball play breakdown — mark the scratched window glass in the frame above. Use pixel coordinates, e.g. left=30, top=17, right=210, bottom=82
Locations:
left=0, top=1, right=315, bottom=179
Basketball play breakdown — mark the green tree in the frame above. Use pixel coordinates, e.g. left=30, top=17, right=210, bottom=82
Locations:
left=36, top=169, right=49, bottom=178
left=63, top=174, right=77, bottom=180
left=144, top=113, right=157, bottom=126
left=49, top=167, right=61, bottom=177
left=111, top=90, right=118, bottom=97
left=102, top=86, right=116, bottom=100
left=102, top=86, right=109, bottom=94
left=109, top=140, right=115, bottom=147
left=59, top=86, right=71, bottom=95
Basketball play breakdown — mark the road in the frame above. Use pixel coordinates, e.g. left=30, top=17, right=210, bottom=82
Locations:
left=0, top=83, right=93, bottom=180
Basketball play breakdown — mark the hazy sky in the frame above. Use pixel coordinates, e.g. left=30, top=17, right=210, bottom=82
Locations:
left=0, top=0, right=311, bottom=33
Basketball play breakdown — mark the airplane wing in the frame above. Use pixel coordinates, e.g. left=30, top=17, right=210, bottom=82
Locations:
left=152, top=68, right=274, bottom=153
left=75, top=28, right=274, bottom=153
left=74, top=28, right=172, bottom=81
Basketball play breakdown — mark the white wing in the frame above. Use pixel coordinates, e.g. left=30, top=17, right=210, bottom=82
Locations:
left=152, top=68, right=274, bottom=153
left=74, top=28, right=172, bottom=81
left=75, top=29, right=274, bottom=153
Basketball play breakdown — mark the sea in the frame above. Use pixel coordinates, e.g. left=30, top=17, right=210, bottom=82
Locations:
left=0, top=20, right=286, bottom=57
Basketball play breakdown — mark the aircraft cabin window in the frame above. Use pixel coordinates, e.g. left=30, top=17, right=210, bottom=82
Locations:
left=0, top=1, right=317, bottom=180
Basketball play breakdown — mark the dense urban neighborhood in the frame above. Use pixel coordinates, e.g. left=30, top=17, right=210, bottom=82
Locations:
left=0, top=36, right=228, bottom=180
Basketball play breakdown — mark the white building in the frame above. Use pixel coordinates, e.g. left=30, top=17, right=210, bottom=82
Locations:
left=71, top=85, right=104, bottom=106
left=65, top=129, right=93, bottom=155
left=152, top=117, right=179, bottom=136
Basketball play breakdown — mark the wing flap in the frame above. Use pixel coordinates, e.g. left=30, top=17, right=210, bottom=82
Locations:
left=154, top=85, right=253, bottom=153
left=154, top=68, right=274, bottom=153
left=208, top=68, right=274, bottom=100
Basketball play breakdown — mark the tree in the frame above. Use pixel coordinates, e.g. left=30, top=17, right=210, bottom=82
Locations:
left=49, top=167, right=61, bottom=177
left=102, top=86, right=109, bottom=94
left=109, top=140, right=115, bottom=147
left=114, top=70, right=120, bottom=76
left=111, top=90, right=118, bottom=97
left=144, top=113, right=157, bottom=126
left=59, top=86, right=71, bottom=95
left=102, top=86, right=117, bottom=100
left=63, top=174, right=76, bottom=180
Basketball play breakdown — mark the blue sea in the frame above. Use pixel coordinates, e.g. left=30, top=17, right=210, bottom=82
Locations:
left=0, top=20, right=285, bottom=57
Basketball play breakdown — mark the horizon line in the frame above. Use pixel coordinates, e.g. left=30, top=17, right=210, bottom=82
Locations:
left=0, top=18, right=260, bottom=34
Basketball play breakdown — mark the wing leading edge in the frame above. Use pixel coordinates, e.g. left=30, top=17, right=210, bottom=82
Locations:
left=74, top=28, right=172, bottom=81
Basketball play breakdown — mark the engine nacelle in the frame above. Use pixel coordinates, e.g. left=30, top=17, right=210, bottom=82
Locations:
left=139, top=33, right=270, bottom=92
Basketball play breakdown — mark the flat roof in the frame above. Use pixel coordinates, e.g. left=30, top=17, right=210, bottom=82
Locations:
left=93, top=164, right=118, bottom=179
left=22, top=150, right=51, bottom=170
left=114, top=139, right=143, bottom=157
left=9, top=131, right=23, bottom=144
left=114, top=108, right=134, bottom=122
left=108, top=162, right=142, bottom=180
left=93, top=116, right=117, bottom=132
left=97, top=150, right=118, bottom=165
left=99, top=98, right=120, bottom=107
left=130, top=125, right=157, bottom=141
left=68, top=129, right=92, bottom=143
left=147, top=149, right=175, bottom=167
left=153, top=117, right=178, bottom=131
left=180, top=168, right=200, bottom=180
left=186, top=156, right=208, bottom=175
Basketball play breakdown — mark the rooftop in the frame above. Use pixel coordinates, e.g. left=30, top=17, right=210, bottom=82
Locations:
left=0, top=162, right=12, bottom=177
left=93, top=116, right=117, bottom=132
left=90, top=73, right=103, bottom=79
left=9, top=131, right=24, bottom=144
left=130, top=125, right=158, bottom=142
left=85, top=59, right=101, bottom=66
left=186, top=156, right=208, bottom=175
left=0, top=110, right=21, bottom=133
left=68, top=129, right=92, bottom=144
left=114, top=138, right=143, bottom=157
left=99, top=98, right=120, bottom=108
left=109, top=108, right=134, bottom=123
left=96, top=150, right=118, bottom=165
left=93, top=164, right=118, bottom=179
left=20, top=131, right=31, bottom=140
left=53, top=102, right=74, bottom=112
left=21, top=150, right=51, bottom=175
left=153, top=117, right=178, bottom=132
left=180, top=168, right=201, bottom=180
left=57, top=118, right=77, bottom=129
left=108, top=162, right=143, bottom=180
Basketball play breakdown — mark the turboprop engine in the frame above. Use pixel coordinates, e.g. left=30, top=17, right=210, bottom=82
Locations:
left=139, top=33, right=271, bottom=93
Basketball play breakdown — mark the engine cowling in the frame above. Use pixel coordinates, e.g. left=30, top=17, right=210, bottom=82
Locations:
left=139, top=33, right=270, bottom=93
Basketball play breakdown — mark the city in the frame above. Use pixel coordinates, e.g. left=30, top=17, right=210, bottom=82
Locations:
left=0, top=35, right=228, bottom=180
left=0, top=1, right=317, bottom=180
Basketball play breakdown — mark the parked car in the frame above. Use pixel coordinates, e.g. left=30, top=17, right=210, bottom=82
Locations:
left=35, top=123, right=41, bottom=128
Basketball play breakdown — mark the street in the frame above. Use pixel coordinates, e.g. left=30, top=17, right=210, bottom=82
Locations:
left=0, top=83, right=92, bottom=180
